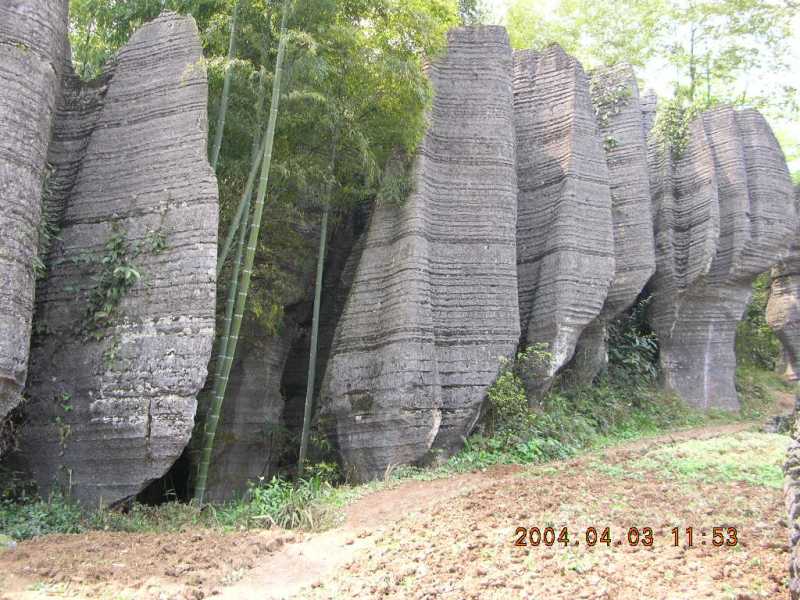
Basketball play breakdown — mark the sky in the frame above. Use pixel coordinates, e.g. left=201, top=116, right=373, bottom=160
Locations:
left=480, top=0, right=800, bottom=173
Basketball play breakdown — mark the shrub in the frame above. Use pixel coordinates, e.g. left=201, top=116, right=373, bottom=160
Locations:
left=247, top=474, right=334, bottom=530
left=736, top=272, right=781, bottom=370
left=0, top=493, right=84, bottom=540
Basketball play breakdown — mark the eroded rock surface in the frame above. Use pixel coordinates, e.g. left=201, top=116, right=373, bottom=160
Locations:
left=566, top=65, right=656, bottom=382
left=785, top=395, right=800, bottom=600
left=513, top=45, right=615, bottom=396
left=321, top=27, right=520, bottom=480
left=647, top=106, right=796, bottom=410
left=767, top=186, right=800, bottom=382
left=15, top=13, right=218, bottom=505
left=0, top=0, right=69, bottom=426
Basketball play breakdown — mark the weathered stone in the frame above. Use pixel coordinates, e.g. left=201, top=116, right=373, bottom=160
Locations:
left=786, top=395, right=800, bottom=600
left=647, top=106, right=796, bottom=410
left=566, top=65, right=656, bottom=382
left=14, top=13, right=218, bottom=505
left=767, top=186, right=800, bottom=382
left=321, top=26, right=520, bottom=481
left=0, top=0, right=69, bottom=426
left=513, top=45, right=615, bottom=396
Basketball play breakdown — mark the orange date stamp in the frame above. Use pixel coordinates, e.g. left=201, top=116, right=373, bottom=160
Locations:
left=513, top=526, right=739, bottom=548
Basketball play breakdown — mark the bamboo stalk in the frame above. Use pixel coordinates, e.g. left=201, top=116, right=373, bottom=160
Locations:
left=209, top=0, right=241, bottom=170
left=298, top=133, right=339, bottom=475
left=195, top=0, right=292, bottom=504
left=297, top=202, right=329, bottom=473
left=217, top=68, right=269, bottom=275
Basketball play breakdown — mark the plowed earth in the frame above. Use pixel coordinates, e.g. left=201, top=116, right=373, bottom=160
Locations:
left=0, top=423, right=791, bottom=600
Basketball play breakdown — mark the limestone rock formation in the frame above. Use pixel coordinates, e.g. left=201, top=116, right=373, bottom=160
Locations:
left=513, top=45, right=615, bottom=395
left=647, top=106, right=796, bottom=410
left=785, top=395, right=800, bottom=600
left=320, top=27, right=520, bottom=481
left=567, top=65, right=656, bottom=382
left=767, top=186, right=800, bottom=382
left=14, top=13, right=218, bottom=505
left=0, top=0, right=69, bottom=425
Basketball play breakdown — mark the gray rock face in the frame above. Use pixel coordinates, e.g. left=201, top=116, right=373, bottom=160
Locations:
left=0, top=0, right=69, bottom=423
left=785, top=395, right=800, bottom=600
left=321, top=27, right=520, bottom=480
left=767, top=187, right=800, bottom=382
left=647, top=106, right=796, bottom=410
left=15, top=13, right=218, bottom=505
left=566, top=65, right=656, bottom=382
left=513, top=45, right=615, bottom=395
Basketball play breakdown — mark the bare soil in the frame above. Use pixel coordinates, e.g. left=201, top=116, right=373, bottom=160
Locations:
left=0, top=422, right=791, bottom=599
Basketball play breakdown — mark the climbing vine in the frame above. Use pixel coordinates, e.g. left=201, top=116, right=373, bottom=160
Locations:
left=80, top=224, right=167, bottom=341
left=652, top=99, right=697, bottom=159
left=34, top=163, right=61, bottom=281
left=589, top=74, right=631, bottom=129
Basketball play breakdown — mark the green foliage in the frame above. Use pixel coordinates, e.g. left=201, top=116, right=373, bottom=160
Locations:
left=506, top=0, right=668, bottom=68
left=651, top=97, right=697, bottom=159
left=470, top=335, right=706, bottom=473
left=458, top=0, right=487, bottom=25
left=628, top=432, right=789, bottom=489
left=0, top=493, right=83, bottom=540
left=588, top=72, right=632, bottom=128
left=735, top=363, right=793, bottom=421
left=34, top=164, right=60, bottom=280
left=68, top=0, right=459, bottom=338
left=505, top=0, right=798, bottom=166
left=81, top=225, right=141, bottom=339
left=607, top=296, right=659, bottom=386
left=247, top=474, right=334, bottom=529
left=736, top=272, right=781, bottom=370
left=0, top=465, right=341, bottom=540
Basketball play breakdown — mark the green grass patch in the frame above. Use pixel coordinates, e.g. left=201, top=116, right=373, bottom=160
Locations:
left=0, top=472, right=341, bottom=541
left=628, top=432, right=789, bottom=488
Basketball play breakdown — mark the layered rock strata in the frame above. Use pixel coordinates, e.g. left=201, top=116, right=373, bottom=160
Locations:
left=0, top=0, right=69, bottom=424
left=513, top=45, right=615, bottom=396
left=767, top=186, right=800, bottom=382
left=14, top=13, right=218, bottom=505
left=566, top=65, right=655, bottom=382
left=647, top=106, right=796, bottom=410
left=785, top=395, right=800, bottom=600
left=320, top=27, right=520, bottom=480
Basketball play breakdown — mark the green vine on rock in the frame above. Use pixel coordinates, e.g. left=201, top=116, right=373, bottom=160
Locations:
left=81, top=225, right=140, bottom=340
left=34, top=163, right=61, bottom=281
left=652, top=99, right=697, bottom=160
left=79, top=223, right=169, bottom=341
left=589, top=74, right=631, bottom=129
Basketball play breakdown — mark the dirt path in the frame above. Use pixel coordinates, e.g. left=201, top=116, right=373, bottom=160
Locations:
left=0, top=420, right=790, bottom=599
left=220, top=421, right=763, bottom=599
